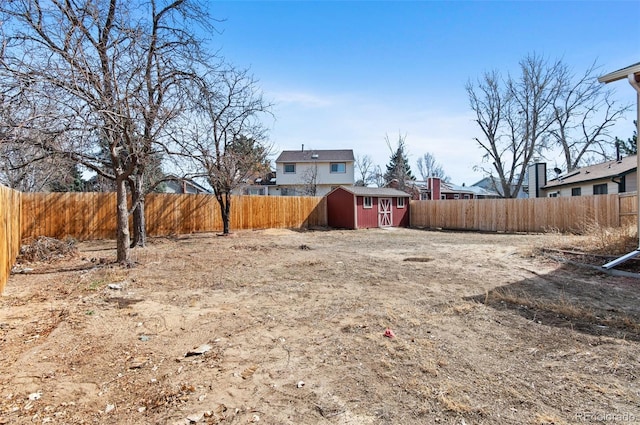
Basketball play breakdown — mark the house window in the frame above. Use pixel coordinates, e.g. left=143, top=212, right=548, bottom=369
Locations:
left=284, top=163, right=296, bottom=174
left=548, top=192, right=558, bottom=197
left=454, top=194, right=460, bottom=200
left=593, top=184, right=608, bottom=195
left=363, top=196, right=372, bottom=209
left=397, top=197, right=405, bottom=208
left=330, top=162, right=346, bottom=173
left=463, top=194, right=470, bottom=199
left=440, top=195, right=446, bottom=200
left=571, top=187, right=581, bottom=196
left=245, top=187, right=265, bottom=195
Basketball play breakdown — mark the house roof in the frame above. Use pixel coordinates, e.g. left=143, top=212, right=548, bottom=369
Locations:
left=275, top=149, right=355, bottom=163
left=598, top=62, right=640, bottom=84
left=463, top=185, right=500, bottom=197
left=332, top=186, right=410, bottom=197
left=413, top=179, right=500, bottom=197
left=543, top=155, right=637, bottom=189
left=164, top=175, right=212, bottom=193
left=440, top=181, right=475, bottom=195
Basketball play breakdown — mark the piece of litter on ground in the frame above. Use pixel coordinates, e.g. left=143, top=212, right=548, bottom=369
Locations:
left=108, top=284, right=123, bottom=290
left=297, top=381, right=305, bottom=388
left=383, top=328, right=396, bottom=338
left=186, top=411, right=204, bottom=422
left=28, top=392, right=42, bottom=401
left=138, top=335, right=150, bottom=342
left=185, top=344, right=212, bottom=357
left=105, top=404, right=115, bottom=413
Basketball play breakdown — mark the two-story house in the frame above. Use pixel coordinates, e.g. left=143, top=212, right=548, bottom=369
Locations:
left=274, top=148, right=355, bottom=196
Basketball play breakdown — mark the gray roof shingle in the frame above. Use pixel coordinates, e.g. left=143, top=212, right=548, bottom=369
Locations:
left=276, top=149, right=355, bottom=163
left=543, top=155, right=637, bottom=189
left=333, top=186, right=410, bottom=197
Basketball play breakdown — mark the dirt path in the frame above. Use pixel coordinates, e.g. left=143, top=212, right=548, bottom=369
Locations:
left=1, top=228, right=639, bottom=424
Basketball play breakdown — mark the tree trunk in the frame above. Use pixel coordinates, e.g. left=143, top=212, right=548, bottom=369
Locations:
left=216, top=192, right=231, bottom=235
left=116, top=177, right=131, bottom=264
left=131, top=199, right=146, bottom=248
left=130, top=174, right=146, bottom=248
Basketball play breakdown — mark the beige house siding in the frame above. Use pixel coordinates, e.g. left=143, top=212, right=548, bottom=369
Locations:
left=276, top=161, right=355, bottom=196
left=542, top=171, right=636, bottom=197
left=626, top=171, right=638, bottom=193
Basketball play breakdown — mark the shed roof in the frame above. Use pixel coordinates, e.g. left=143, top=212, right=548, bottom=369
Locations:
left=543, top=155, right=637, bottom=189
left=598, top=62, right=640, bottom=84
left=276, top=149, right=355, bottom=163
left=332, top=186, right=410, bottom=197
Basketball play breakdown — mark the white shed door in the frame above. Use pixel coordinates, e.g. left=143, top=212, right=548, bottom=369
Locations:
left=378, top=198, right=392, bottom=227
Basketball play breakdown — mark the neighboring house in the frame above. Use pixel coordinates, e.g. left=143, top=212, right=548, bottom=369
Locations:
left=539, top=155, right=637, bottom=197
left=471, top=176, right=528, bottom=199
left=326, top=186, right=410, bottom=229
left=274, top=148, right=355, bottom=197
left=240, top=171, right=278, bottom=196
left=411, top=178, right=500, bottom=200
left=161, top=177, right=211, bottom=194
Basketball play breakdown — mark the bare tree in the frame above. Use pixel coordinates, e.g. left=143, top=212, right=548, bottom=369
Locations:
left=174, top=68, right=272, bottom=235
left=355, top=154, right=376, bottom=186
left=0, top=69, right=77, bottom=191
left=372, top=165, right=385, bottom=188
left=416, top=152, right=448, bottom=182
left=550, top=62, right=631, bottom=172
left=0, top=0, right=212, bottom=262
left=468, top=54, right=630, bottom=197
left=467, top=54, right=562, bottom=198
left=301, top=164, right=319, bottom=195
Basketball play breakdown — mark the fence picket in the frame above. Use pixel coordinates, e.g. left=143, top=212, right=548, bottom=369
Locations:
left=0, top=185, right=21, bottom=293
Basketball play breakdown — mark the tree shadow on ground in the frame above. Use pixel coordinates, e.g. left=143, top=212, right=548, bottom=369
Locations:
left=466, top=263, right=640, bottom=342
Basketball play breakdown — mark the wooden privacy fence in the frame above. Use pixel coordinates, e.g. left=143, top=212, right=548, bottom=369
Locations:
left=0, top=185, right=21, bottom=293
left=619, top=193, right=638, bottom=227
left=3, top=189, right=638, bottom=293
left=410, top=194, right=625, bottom=233
left=21, top=192, right=328, bottom=241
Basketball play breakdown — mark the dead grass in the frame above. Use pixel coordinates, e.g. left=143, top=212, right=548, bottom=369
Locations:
left=487, top=287, right=591, bottom=321
left=2, top=229, right=639, bottom=425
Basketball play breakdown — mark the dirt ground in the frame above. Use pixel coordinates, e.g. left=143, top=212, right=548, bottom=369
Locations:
left=1, top=228, right=639, bottom=425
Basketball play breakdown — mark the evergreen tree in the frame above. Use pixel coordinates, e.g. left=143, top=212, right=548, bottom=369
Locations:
left=383, top=134, right=414, bottom=190
left=616, top=120, right=638, bottom=156
left=50, top=163, right=91, bottom=192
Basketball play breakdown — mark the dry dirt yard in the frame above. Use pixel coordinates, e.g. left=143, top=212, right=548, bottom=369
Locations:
left=1, top=228, right=639, bottom=425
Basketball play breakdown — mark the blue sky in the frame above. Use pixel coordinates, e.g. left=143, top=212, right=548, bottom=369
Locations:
left=205, top=1, right=639, bottom=185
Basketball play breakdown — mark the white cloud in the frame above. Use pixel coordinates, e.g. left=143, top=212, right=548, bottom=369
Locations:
left=269, top=90, right=335, bottom=108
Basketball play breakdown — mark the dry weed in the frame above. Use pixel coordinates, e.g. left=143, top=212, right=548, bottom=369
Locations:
left=448, top=301, right=479, bottom=315
left=437, top=392, right=474, bottom=414
left=575, top=222, right=637, bottom=255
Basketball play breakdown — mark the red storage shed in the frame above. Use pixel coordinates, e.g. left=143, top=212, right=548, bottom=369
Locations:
left=326, top=186, right=411, bottom=229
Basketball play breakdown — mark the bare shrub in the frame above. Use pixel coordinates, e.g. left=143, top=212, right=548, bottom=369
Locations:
left=18, top=236, right=78, bottom=263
